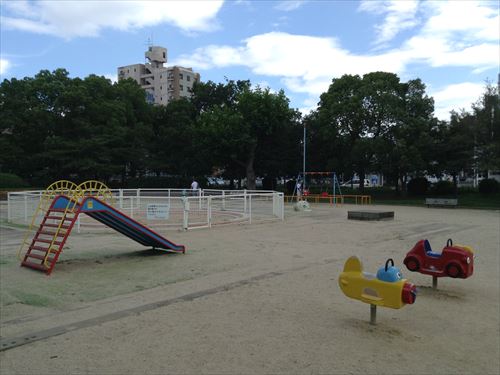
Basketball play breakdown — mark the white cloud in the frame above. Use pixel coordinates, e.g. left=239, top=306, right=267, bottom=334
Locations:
left=1, top=0, right=224, bottom=39
left=359, top=0, right=420, bottom=45
left=297, top=97, right=318, bottom=116
left=173, top=21, right=497, bottom=112
left=274, top=1, right=307, bottom=12
left=422, top=1, right=499, bottom=41
left=175, top=1, right=497, bottom=115
left=173, top=31, right=406, bottom=97
left=0, top=58, right=11, bottom=76
left=430, top=82, right=485, bottom=120
left=103, top=73, right=118, bottom=84
left=398, top=1, right=499, bottom=70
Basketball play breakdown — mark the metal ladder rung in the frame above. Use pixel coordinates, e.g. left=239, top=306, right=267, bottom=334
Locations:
left=35, top=238, right=62, bottom=245
left=21, top=261, right=49, bottom=272
left=25, top=253, right=55, bottom=262
left=44, top=223, right=71, bottom=229
left=38, top=230, right=66, bottom=237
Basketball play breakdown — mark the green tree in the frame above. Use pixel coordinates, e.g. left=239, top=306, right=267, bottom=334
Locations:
left=376, top=78, right=435, bottom=193
left=149, top=98, right=200, bottom=177
left=315, top=72, right=423, bottom=191
left=194, top=84, right=299, bottom=189
left=0, top=70, right=153, bottom=185
left=0, top=69, right=72, bottom=183
left=472, top=84, right=500, bottom=173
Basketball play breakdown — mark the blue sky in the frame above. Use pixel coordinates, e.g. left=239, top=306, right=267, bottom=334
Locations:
left=1, top=0, right=498, bottom=120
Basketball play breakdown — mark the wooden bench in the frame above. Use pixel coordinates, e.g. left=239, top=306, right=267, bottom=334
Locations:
left=425, top=198, right=458, bottom=208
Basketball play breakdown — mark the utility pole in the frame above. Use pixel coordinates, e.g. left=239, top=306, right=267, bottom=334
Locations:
left=303, top=124, right=306, bottom=191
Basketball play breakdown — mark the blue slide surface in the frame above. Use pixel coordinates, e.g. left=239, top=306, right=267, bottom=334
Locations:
left=52, top=195, right=185, bottom=253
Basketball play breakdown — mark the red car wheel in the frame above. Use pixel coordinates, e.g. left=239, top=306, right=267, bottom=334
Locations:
left=405, top=257, right=420, bottom=272
left=446, top=263, right=462, bottom=278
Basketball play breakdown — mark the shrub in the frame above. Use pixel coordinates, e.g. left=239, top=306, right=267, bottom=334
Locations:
left=110, top=176, right=197, bottom=189
left=407, top=177, right=429, bottom=196
left=479, top=179, right=499, bottom=195
left=0, top=173, right=29, bottom=188
left=432, top=180, right=454, bottom=196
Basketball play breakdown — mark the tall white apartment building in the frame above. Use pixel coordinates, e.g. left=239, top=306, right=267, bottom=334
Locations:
left=117, top=46, right=200, bottom=105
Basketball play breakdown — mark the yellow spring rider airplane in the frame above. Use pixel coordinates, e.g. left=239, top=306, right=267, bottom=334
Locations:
left=339, top=256, right=417, bottom=324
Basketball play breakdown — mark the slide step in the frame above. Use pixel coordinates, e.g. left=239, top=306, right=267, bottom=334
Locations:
left=46, top=216, right=73, bottom=221
left=38, top=230, right=66, bottom=237
left=25, top=253, right=55, bottom=262
left=50, top=209, right=77, bottom=215
left=35, top=238, right=62, bottom=245
left=21, top=261, right=49, bottom=272
left=30, top=245, right=50, bottom=252
left=44, top=223, right=71, bottom=229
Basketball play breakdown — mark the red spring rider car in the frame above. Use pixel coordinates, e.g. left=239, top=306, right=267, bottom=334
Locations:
left=404, top=239, right=474, bottom=279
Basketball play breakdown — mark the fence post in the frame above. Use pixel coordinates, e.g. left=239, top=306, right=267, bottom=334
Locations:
left=222, top=190, right=226, bottom=211
left=182, top=197, right=190, bottom=230
left=249, top=194, right=252, bottom=224
left=119, top=189, right=123, bottom=209
left=244, top=189, right=247, bottom=214
left=198, top=188, right=202, bottom=210
left=207, top=196, right=212, bottom=228
left=272, top=192, right=278, bottom=217
left=7, top=192, right=11, bottom=223
left=280, top=193, right=284, bottom=220
left=136, top=189, right=141, bottom=209
left=24, top=195, right=28, bottom=223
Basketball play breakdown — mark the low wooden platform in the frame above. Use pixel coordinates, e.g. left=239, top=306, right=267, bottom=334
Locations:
left=347, top=210, right=394, bottom=221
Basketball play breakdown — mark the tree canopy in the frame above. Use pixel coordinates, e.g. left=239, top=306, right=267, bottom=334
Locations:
left=1, top=69, right=498, bottom=191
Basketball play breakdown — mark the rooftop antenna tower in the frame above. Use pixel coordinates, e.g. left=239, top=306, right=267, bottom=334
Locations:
left=145, top=35, right=154, bottom=63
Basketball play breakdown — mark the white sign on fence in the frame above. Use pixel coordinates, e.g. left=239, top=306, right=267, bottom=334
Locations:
left=147, top=204, right=170, bottom=220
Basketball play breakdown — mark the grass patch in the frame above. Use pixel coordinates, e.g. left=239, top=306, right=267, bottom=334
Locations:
left=10, top=290, right=54, bottom=307
left=323, top=187, right=500, bottom=209
left=0, top=219, right=29, bottom=230
left=372, top=192, right=500, bottom=209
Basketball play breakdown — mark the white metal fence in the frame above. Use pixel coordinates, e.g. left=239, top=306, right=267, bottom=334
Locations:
left=6, top=188, right=284, bottom=232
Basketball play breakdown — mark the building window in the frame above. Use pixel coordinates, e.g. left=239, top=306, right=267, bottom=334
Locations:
left=163, top=52, right=166, bottom=58
left=187, top=75, right=190, bottom=82
left=180, top=85, right=183, bottom=91
left=160, top=86, right=162, bottom=90
left=134, top=68, right=136, bottom=72
left=127, top=69, right=129, bottom=73
left=180, top=73, right=183, bottom=79
left=160, top=75, right=162, bottom=79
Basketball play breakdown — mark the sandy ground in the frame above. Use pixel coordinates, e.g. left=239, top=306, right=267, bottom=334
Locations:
left=0, top=203, right=499, bottom=374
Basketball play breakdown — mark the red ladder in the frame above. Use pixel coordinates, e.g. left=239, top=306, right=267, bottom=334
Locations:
left=21, top=207, right=79, bottom=275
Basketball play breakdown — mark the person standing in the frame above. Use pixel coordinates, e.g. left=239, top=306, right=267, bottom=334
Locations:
left=191, top=179, right=199, bottom=190
left=296, top=180, right=302, bottom=200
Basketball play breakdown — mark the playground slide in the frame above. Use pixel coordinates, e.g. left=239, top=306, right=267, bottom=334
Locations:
left=52, top=195, right=185, bottom=253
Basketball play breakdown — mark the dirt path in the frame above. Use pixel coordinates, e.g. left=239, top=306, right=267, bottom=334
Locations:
left=1, top=204, right=499, bottom=374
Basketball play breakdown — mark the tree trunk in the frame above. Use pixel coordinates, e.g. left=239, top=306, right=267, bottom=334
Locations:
left=452, top=173, right=458, bottom=198
left=394, top=172, right=400, bottom=195
left=402, top=174, right=408, bottom=196
left=359, top=170, right=366, bottom=193
left=245, top=145, right=257, bottom=190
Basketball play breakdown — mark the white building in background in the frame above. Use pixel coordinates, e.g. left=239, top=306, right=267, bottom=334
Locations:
left=117, top=46, right=200, bottom=105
